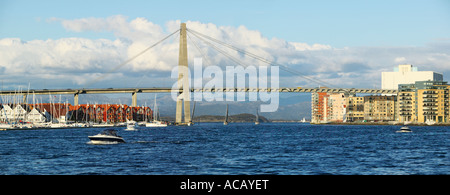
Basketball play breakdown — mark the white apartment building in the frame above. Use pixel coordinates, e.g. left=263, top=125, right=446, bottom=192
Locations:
left=382, top=64, right=443, bottom=90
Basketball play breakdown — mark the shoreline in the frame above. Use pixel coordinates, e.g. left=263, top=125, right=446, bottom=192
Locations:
left=2, top=121, right=450, bottom=131
left=309, top=122, right=450, bottom=126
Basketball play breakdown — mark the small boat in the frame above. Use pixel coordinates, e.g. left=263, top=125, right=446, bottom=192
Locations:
left=397, top=126, right=412, bottom=133
left=0, top=123, right=14, bottom=130
left=255, top=108, right=260, bottom=125
left=425, top=119, right=436, bottom=126
left=88, top=129, right=125, bottom=144
left=145, top=94, right=168, bottom=128
left=224, top=104, right=229, bottom=126
left=300, top=117, right=307, bottom=123
left=125, top=120, right=138, bottom=131
left=145, top=120, right=167, bottom=127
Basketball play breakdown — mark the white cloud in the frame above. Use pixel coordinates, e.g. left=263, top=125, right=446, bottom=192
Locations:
left=394, top=57, right=406, bottom=63
left=1, top=15, right=450, bottom=90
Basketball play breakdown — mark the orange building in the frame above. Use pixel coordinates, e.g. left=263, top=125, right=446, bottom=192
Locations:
left=31, top=103, right=153, bottom=123
left=311, top=92, right=331, bottom=123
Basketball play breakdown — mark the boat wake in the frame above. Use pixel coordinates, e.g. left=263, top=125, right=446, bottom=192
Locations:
left=86, top=141, right=123, bottom=145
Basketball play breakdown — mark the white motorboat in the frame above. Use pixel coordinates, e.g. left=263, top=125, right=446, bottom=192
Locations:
left=125, top=120, right=138, bottom=131
left=425, top=119, right=436, bottom=126
left=397, top=126, right=412, bottom=133
left=145, top=120, right=167, bottom=127
left=88, top=129, right=125, bottom=144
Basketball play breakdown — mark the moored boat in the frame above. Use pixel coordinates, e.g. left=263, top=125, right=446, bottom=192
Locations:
left=145, top=120, right=167, bottom=127
left=125, top=120, right=138, bottom=131
left=145, top=94, right=167, bottom=128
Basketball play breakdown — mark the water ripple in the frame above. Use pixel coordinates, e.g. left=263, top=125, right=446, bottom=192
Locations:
left=0, top=124, right=448, bottom=175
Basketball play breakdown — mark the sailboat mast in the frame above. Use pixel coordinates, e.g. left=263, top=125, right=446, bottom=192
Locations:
left=191, top=101, right=196, bottom=123
left=225, top=104, right=229, bottom=123
left=153, top=94, right=157, bottom=122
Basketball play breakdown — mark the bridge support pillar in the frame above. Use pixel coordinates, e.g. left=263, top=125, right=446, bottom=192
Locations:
left=175, top=23, right=191, bottom=125
left=74, top=93, right=79, bottom=106
left=132, top=92, right=137, bottom=107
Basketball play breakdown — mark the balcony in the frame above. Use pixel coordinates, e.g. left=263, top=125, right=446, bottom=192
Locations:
left=423, top=108, right=438, bottom=111
left=423, top=95, right=438, bottom=99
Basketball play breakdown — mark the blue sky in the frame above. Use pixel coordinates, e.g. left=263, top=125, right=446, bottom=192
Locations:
left=1, top=0, right=449, bottom=47
left=1, top=0, right=450, bottom=90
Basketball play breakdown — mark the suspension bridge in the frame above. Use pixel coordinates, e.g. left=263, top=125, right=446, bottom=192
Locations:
left=0, top=23, right=397, bottom=125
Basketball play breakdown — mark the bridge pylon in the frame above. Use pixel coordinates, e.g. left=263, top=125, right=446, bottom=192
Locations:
left=175, top=23, right=191, bottom=125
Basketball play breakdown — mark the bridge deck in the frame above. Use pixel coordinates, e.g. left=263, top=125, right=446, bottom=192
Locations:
left=0, top=87, right=398, bottom=95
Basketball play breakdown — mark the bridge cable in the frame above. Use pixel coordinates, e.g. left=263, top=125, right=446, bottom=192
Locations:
left=135, top=31, right=181, bottom=88
left=186, top=28, right=339, bottom=88
left=83, top=29, right=181, bottom=88
left=186, top=31, right=213, bottom=68
left=187, top=28, right=335, bottom=88
left=188, top=30, right=249, bottom=68
left=188, top=30, right=273, bottom=89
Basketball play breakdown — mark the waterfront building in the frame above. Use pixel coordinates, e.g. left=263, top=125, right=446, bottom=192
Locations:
left=27, top=108, right=46, bottom=123
left=397, top=81, right=449, bottom=123
left=12, top=104, right=30, bottom=121
left=363, top=95, right=396, bottom=122
left=398, top=84, right=417, bottom=123
left=0, top=103, right=155, bottom=125
left=347, top=96, right=364, bottom=122
left=382, top=64, right=443, bottom=90
left=311, top=92, right=348, bottom=123
left=328, top=93, right=347, bottom=122
left=311, top=92, right=331, bottom=123
left=35, top=103, right=69, bottom=123
left=0, top=104, right=13, bottom=122
left=0, top=104, right=32, bottom=122
left=416, top=81, right=449, bottom=123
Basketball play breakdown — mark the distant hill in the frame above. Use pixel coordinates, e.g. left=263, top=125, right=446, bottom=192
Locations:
left=161, top=113, right=270, bottom=123
left=195, top=113, right=270, bottom=123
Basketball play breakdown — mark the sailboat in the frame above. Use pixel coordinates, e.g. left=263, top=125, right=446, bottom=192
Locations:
left=146, top=94, right=167, bottom=127
left=223, top=104, right=229, bottom=125
left=255, top=108, right=260, bottom=125
left=188, top=101, right=195, bottom=126
left=300, top=117, right=307, bottom=123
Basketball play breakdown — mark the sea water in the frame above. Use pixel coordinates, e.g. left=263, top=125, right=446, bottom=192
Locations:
left=0, top=123, right=448, bottom=175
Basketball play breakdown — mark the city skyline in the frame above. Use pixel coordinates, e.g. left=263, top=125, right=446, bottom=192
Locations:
left=1, top=0, right=450, bottom=90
